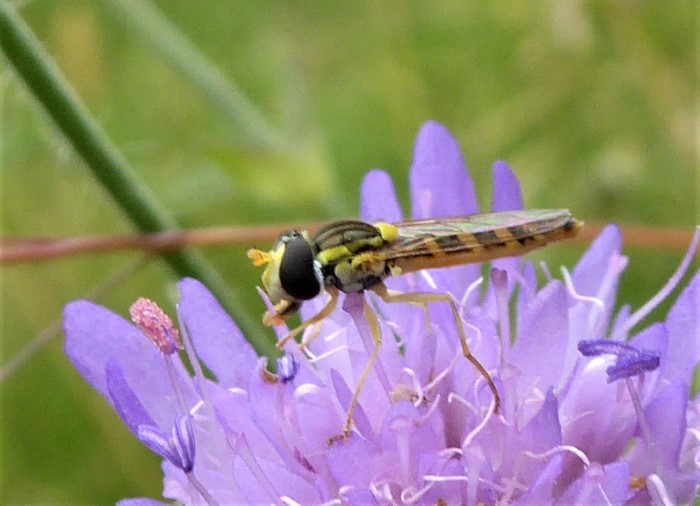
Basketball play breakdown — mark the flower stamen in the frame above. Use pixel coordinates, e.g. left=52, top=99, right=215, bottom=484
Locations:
left=424, top=352, right=460, bottom=391
left=418, top=394, right=441, bottom=424
left=137, top=415, right=218, bottom=505
left=611, top=226, right=700, bottom=340
left=461, top=397, right=496, bottom=448
left=561, top=267, right=606, bottom=339
left=130, top=298, right=182, bottom=355
left=539, top=261, right=553, bottom=282
left=400, top=367, right=424, bottom=406
left=277, top=354, right=300, bottom=383
left=491, top=268, right=511, bottom=363
left=305, top=343, right=349, bottom=363
left=522, top=444, right=591, bottom=467
left=130, top=297, right=191, bottom=413
left=578, top=340, right=660, bottom=382
left=646, top=474, right=675, bottom=506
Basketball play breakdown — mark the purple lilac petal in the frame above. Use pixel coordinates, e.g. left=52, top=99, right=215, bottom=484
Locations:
left=559, top=356, right=638, bottom=470
left=516, top=260, right=538, bottom=316
left=402, top=310, right=437, bottom=388
left=571, top=225, right=623, bottom=298
left=482, top=161, right=524, bottom=313
left=177, top=278, right=257, bottom=388
left=327, top=434, right=378, bottom=487
left=512, top=281, right=569, bottom=388
left=409, top=121, right=481, bottom=293
left=480, top=390, right=563, bottom=496
left=105, top=359, right=156, bottom=434
left=626, top=382, right=700, bottom=503
left=610, top=304, right=631, bottom=336
left=343, top=488, right=380, bottom=505
left=491, top=160, right=524, bottom=212
left=246, top=359, right=304, bottom=467
left=360, top=169, right=404, bottom=223
left=513, top=454, right=563, bottom=505
left=422, top=457, right=468, bottom=504
left=560, top=364, right=637, bottom=466
left=376, top=401, right=437, bottom=467
left=629, top=322, right=666, bottom=352
left=358, top=169, right=410, bottom=293
left=330, top=369, right=375, bottom=440
left=409, top=121, right=478, bottom=218
left=660, top=270, right=700, bottom=387
left=292, top=383, right=343, bottom=474
left=636, top=382, right=687, bottom=472
left=117, top=499, right=170, bottom=506
left=557, top=461, right=630, bottom=505
left=231, top=433, right=317, bottom=504
left=64, top=300, right=195, bottom=427
left=206, top=382, right=280, bottom=463
left=64, top=301, right=159, bottom=397
left=628, top=323, right=668, bottom=400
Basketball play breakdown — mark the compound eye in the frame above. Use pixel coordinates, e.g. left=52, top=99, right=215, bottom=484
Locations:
left=279, top=236, right=322, bottom=300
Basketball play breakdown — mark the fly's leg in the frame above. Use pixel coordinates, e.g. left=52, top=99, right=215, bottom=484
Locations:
left=276, top=287, right=339, bottom=349
left=329, top=293, right=383, bottom=443
left=371, top=283, right=500, bottom=414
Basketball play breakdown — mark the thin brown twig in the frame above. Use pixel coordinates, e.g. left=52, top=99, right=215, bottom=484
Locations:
left=0, top=222, right=698, bottom=265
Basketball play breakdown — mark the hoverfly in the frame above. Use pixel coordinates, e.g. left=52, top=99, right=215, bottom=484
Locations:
left=248, top=209, right=583, bottom=435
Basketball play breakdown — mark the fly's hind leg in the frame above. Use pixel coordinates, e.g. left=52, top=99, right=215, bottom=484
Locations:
left=370, top=283, right=500, bottom=414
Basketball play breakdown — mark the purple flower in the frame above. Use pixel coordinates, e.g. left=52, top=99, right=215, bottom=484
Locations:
left=64, top=121, right=700, bottom=504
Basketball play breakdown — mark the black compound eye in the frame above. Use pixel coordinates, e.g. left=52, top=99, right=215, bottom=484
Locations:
left=279, top=236, right=321, bottom=300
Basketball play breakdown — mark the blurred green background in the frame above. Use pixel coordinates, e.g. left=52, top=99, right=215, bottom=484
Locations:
left=1, top=1, right=696, bottom=504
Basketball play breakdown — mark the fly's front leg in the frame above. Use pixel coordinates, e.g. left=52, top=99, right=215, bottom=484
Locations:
left=370, top=283, right=500, bottom=414
left=329, top=293, right=383, bottom=444
left=276, top=287, right=339, bottom=350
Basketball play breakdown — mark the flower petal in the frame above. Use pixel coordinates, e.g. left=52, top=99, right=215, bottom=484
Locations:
left=409, top=121, right=481, bottom=292
left=571, top=225, right=625, bottom=303
left=557, top=461, right=630, bottom=505
left=512, top=281, right=569, bottom=388
left=632, top=382, right=688, bottom=473
left=177, top=278, right=257, bottom=388
left=106, top=359, right=156, bottom=434
left=117, top=499, right=171, bottom=506
left=560, top=356, right=637, bottom=470
left=491, top=160, right=523, bottom=212
left=409, top=121, right=478, bottom=218
left=513, top=454, right=563, bottom=505
left=330, top=370, right=374, bottom=440
left=64, top=300, right=195, bottom=425
left=661, top=270, right=700, bottom=387
left=626, top=382, right=700, bottom=503
left=327, top=434, right=378, bottom=487
left=360, top=169, right=403, bottom=223
left=488, top=390, right=562, bottom=490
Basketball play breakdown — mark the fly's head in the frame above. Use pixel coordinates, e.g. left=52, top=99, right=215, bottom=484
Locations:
left=247, top=230, right=323, bottom=326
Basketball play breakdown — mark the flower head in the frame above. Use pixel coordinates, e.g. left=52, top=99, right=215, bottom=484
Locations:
left=64, top=121, right=700, bottom=504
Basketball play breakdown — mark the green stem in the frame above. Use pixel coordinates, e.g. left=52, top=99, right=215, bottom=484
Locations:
left=0, top=1, right=274, bottom=357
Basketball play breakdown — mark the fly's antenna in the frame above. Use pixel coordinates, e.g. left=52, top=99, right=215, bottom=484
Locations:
left=247, top=248, right=271, bottom=266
